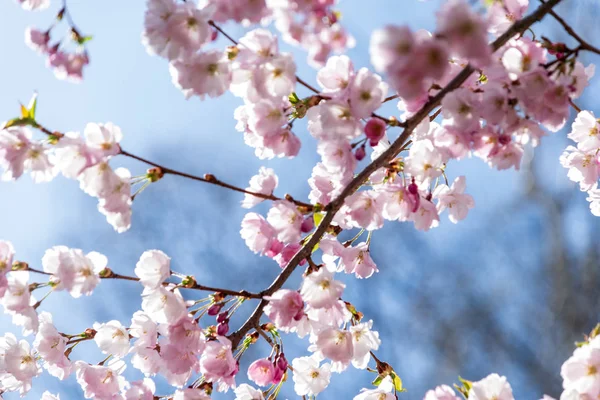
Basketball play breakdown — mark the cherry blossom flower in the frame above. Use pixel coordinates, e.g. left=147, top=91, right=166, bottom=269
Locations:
left=0, top=332, right=41, bottom=395
left=560, top=146, right=600, bottom=192
left=199, top=336, right=238, bottom=391
left=267, top=200, right=303, bottom=244
left=84, top=122, right=123, bottom=157
left=25, top=27, right=50, bottom=54
left=247, top=358, right=275, bottom=387
left=424, top=384, right=461, bottom=400
left=242, top=167, right=278, bottom=209
left=75, top=359, right=128, bottom=400
left=0, top=127, right=55, bottom=182
left=141, top=285, right=187, bottom=324
left=348, top=68, right=388, bottom=119
left=125, top=378, right=156, bottom=400
left=354, top=376, right=395, bottom=399
left=41, top=392, right=61, bottom=400
left=264, top=289, right=304, bottom=331
left=234, top=384, right=265, bottom=400
left=142, top=0, right=211, bottom=60
left=93, top=320, right=131, bottom=358
left=0, top=241, right=14, bottom=298
left=170, top=50, right=232, bottom=100
left=437, top=0, right=491, bottom=67
left=350, top=320, right=381, bottom=369
left=345, top=191, right=384, bottom=231
left=135, top=249, right=171, bottom=289
left=33, top=312, right=71, bottom=380
left=561, top=342, right=600, bottom=397
left=432, top=176, right=475, bottom=223
left=469, top=373, right=514, bottom=400
left=41, top=246, right=106, bottom=297
left=17, top=0, right=49, bottom=11
left=292, top=356, right=331, bottom=396
left=240, top=212, right=278, bottom=255
left=317, top=55, right=354, bottom=96
left=308, top=101, right=362, bottom=142
left=300, top=266, right=345, bottom=309
left=569, top=111, right=600, bottom=152
left=173, top=388, right=211, bottom=399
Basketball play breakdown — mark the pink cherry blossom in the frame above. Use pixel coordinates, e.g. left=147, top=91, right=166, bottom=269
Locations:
left=170, top=50, right=231, bottom=100
left=424, top=385, right=461, bottom=400
left=264, top=289, right=304, bottom=330
left=142, top=0, right=211, bottom=60
left=247, top=358, right=275, bottom=387
left=75, top=359, right=128, bottom=400
left=344, top=191, right=384, bottom=231
left=93, top=320, right=131, bottom=358
left=560, top=146, right=600, bottom=191
left=561, top=343, right=600, bottom=397
left=41, top=247, right=106, bottom=297
left=300, top=266, right=345, bottom=309
left=240, top=212, right=278, bottom=255
left=267, top=200, right=303, bottom=244
left=199, top=336, right=238, bottom=391
left=234, top=384, right=265, bottom=400
left=317, top=55, right=354, bottom=96
left=17, top=0, right=49, bottom=11
left=350, top=320, right=381, bottom=369
left=569, top=111, right=600, bottom=152
left=354, top=376, right=395, bottom=399
left=348, top=68, right=388, bottom=119
left=437, top=0, right=491, bottom=67
left=33, top=312, right=71, bottom=380
left=0, top=332, right=41, bottom=395
left=291, top=356, right=331, bottom=396
left=242, top=167, right=278, bottom=209
left=307, top=101, right=362, bottom=142
left=84, top=122, right=123, bottom=157
left=433, top=176, right=475, bottom=223
left=141, top=285, right=187, bottom=324
left=125, top=378, right=156, bottom=400
left=173, top=388, right=211, bottom=399
left=135, top=249, right=171, bottom=289
left=25, top=27, right=50, bottom=53
left=469, top=373, right=514, bottom=400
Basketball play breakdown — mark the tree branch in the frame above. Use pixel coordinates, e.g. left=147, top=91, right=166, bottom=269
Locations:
left=119, top=149, right=313, bottom=210
left=228, top=0, right=564, bottom=348
left=544, top=5, right=600, bottom=56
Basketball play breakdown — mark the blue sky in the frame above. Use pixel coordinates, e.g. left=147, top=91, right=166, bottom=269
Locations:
left=1, top=0, right=600, bottom=398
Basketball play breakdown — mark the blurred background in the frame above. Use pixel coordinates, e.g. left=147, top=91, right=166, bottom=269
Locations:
left=1, top=0, right=599, bottom=398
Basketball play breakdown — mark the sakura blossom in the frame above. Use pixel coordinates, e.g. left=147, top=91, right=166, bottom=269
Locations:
left=3, top=0, right=600, bottom=398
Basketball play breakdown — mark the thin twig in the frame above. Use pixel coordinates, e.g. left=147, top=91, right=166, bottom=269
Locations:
left=545, top=5, right=600, bottom=56
left=119, top=149, right=313, bottom=209
left=24, top=265, right=263, bottom=299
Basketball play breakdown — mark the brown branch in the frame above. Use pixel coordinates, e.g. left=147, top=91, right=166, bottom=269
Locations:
left=545, top=5, right=600, bottom=56
left=228, top=0, right=564, bottom=348
left=24, top=265, right=263, bottom=299
left=569, top=98, right=582, bottom=113
left=120, top=149, right=313, bottom=210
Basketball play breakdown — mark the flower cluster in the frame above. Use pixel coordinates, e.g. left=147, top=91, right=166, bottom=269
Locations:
left=0, top=120, right=134, bottom=232
left=561, top=110, right=600, bottom=216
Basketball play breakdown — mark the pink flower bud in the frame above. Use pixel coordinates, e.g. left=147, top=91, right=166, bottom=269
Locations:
left=364, top=118, right=387, bottom=146
left=207, top=303, right=223, bottom=316
left=217, top=321, right=229, bottom=336
left=300, top=217, right=314, bottom=233
left=217, top=312, right=228, bottom=324
left=355, top=145, right=366, bottom=161
left=276, top=353, right=288, bottom=371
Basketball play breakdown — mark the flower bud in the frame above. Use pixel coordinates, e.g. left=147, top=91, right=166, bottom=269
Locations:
left=217, top=321, right=229, bottom=336
left=207, top=303, right=223, bottom=316
left=364, top=118, right=387, bottom=146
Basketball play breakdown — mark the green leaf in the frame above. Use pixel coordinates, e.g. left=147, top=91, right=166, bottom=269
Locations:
left=288, top=92, right=300, bottom=104
left=313, top=212, right=324, bottom=227
left=3, top=117, right=37, bottom=129
left=392, top=372, right=406, bottom=392
left=27, top=93, right=38, bottom=119
left=77, top=35, right=93, bottom=45
left=372, top=375, right=384, bottom=387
